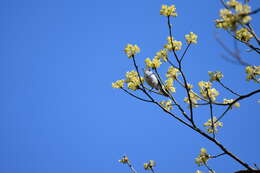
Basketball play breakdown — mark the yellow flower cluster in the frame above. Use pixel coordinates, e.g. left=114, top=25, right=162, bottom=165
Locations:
left=198, top=81, right=219, bottom=101
left=164, top=37, right=182, bottom=51
left=160, top=5, right=177, bottom=17
left=145, top=57, right=162, bottom=69
left=125, top=70, right=144, bottom=90
left=245, top=65, right=260, bottom=82
left=208, top=71, right=224, bottom=82
left=185, top=32, right=198, bottom=44
left=118, top=155, right=129, bottom=164
left=160, top=100, right=173, bottom=111
left=165, top=78, right=176, bottom=93
left=155, top=49, right=168, bottom=62
left=215, top=0, right=251, bottom=31
left=204, top=117, right=223, bottom=134
left=144, top=160, right=156, bottom=170
left=235, top=28, right=253, bottom=42
left=166, top=66, right=180, bottom=79
left=223, top=98, right=240, bottom=108
left=112, top=79, right=125, bottom=88
left=195, top=148, right=210, bottom=166
left=184, top=91, right=201, bottom=108
left=124, top=44, right=140, bottom=58
left=195, top=170, right=203, bottom=173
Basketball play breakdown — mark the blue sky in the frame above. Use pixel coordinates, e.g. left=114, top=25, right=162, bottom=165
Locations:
left=1, top=0, right=260, bottom=173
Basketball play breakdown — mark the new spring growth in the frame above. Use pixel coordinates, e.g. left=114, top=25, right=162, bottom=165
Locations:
left=119, top=155, right=129, bottom=164
left=164, top=37, right=182, bottom=51
left=236, top=28, right=253, bottom=42
left=208, top=71, right=224, bottom=82
left=195, top=148, right=210, bottom=166
left=124, top=44, right=140, bottom=58
left=185, top=32, right=198, bottom=44
left=160, top=100, right=173, bottom=111
left=144, top=160, right=156, bottom=170
left=198, top=81, right=219, bottom=101
left=245, top=66, right=260, bottom=82
left=160, top=5, right=177, bottom=17
left=215, top=0, right=251, bottom=31
left=204, top=117, right=223, bottom=134
left=223, top=98, right=240, bottom=108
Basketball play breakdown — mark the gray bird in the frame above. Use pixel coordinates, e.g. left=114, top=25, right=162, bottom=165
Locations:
left=144, top=68, right=169, bottom=96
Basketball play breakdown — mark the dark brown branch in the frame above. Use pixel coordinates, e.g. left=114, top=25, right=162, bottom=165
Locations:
left=121, top=88, right=153, bottom=103
left=217, top=89, right=260, bottom=122
left=217, top=80, right=241, bottom=97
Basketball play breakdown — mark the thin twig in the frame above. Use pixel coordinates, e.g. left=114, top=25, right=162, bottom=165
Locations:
left=207, top=89, right=216, bottom=139
left=217, top=89, right=260, bottom=122
left=121, top=88, right=153, bottom=103
left=210, top=152, right=226, bottom=159
left=217, top=80, right=241, bottom=97
left=180, top=43, right=191, bottom=62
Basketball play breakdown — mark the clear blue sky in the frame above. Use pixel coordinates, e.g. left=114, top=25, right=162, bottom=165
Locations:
left=1, top=0, right=259, bottom=173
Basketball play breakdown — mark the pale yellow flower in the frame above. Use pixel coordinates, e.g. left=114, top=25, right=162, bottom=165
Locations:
left=125, top=70, right=144, bottom=90
left=154, top=49, right=168, bottom=62
left=245, top=66, right=260, bottom=82
left=124, top=44, right=140, bottom=58
left=204, top=117, right=223, bottom=134
left=184, top=91, right=201, bottom=108
left=236, top=28, right=253, bottom=42
left=160, top=5, right=177, bottom=17
left=195, top=148, right=210, bottom=166
left=208, top=71, right=224, bottom=82
left=165, top=78, right=176, bottom=93
left=119, top=155, right=129, bottom=164
left=166, top=66, right=180, bottom=79
left=198, top=81, right=219, bottom=101
left=223, top=98, right=240, bottom=108
left=160, top=100, right=173, bottom=111
left=145, top=57, right=162, bottom=69
left=112, top=79, right=125, bottom=88
left=144, top=160, right=156, bottom=170
left=185, top=32, right=198, bottom=44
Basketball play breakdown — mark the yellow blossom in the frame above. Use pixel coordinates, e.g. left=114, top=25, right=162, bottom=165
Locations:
left=119, top=155, right=129, bottom=164
left=184, top=91, right=201, bottom=108
left=165, top=78, right=176, bottom=93
left=185, top=32, right=198, bottom=44
left=145, top=57, right=162, bottom=69
left=160, top=5, right=177, bottom=17
left=196, top=170, right=203, bottom=173
left=208, top=71, right=224, bottom=82
left=215, top=2, right=252, bottom=31
left=165, top=39, right=182, bottom=51
left=223, top=98, right=240, bottom=108
left=125, top=70, right=144, bottom=90
left=144, top=160, right=156, bottom=170
left=204, top=117, right=223, bottom=134
left=124, top=44, right=140, bottom=58
left=154, top=49, right=168, bottom=62
left=160, top=100, right=173, bottom=111
left=195, top=148, right=210, bottom=166
left=112, top=79, right=125, bottom=88
left=245, top=66, right=260, bottom=82
left=166, top=66, right=180, bottom=79
left=235, top=28, right=253, bottom=42
left=198, top=81, right=219, bottom=101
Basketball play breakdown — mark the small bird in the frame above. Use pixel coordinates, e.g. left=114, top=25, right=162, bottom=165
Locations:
left=144, top=68, right=169, bottom=96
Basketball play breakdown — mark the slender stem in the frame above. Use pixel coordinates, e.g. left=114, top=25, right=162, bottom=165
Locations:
left=121, top=88, right=153, bottom=103
left=217, top=80, right=241, bottom=97
left=217, top=89, right=260, bottom=122
left=210, top=152, right=226, bottom=159
left=127, top=162, right=138, bottom=173
left=205, top=163, right=215, bottom=173
left=207, top=89, right=216, bottom=139
left=180, top=43, right=191, bottom=62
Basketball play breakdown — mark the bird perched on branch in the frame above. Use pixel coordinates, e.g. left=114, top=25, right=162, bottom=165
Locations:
left=144, top=68, right=169, bottom=96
